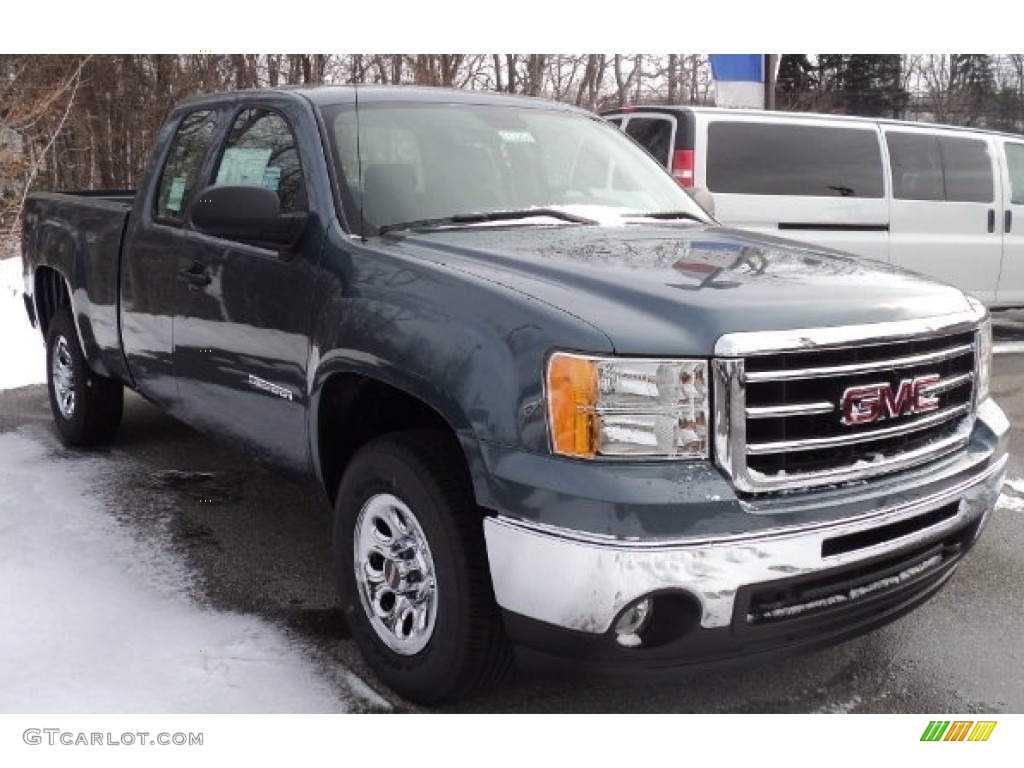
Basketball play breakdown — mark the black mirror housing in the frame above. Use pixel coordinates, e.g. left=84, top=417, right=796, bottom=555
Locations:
left=187, top=185, right=307, bottom=248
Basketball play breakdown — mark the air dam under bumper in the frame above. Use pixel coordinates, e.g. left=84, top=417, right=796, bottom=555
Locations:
left=483, top=441, right=1007, bottom=669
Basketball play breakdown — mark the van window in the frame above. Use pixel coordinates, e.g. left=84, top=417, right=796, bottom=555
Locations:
left=706, top=122, right=883, bottom=198
left=1007, top=143, right=1024, bottom=205
left=886, top=133, right=943, bottom=201
left=939, top=136, right=993, bottom=203
left=887, top=132, right=994, bottom=203
left=624, top=117, right=673, bottom=165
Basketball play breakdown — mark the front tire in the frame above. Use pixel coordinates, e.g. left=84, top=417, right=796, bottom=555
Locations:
left=45, top=306, right=123, bottom=446
left=334, top=430, right=513, bottom=705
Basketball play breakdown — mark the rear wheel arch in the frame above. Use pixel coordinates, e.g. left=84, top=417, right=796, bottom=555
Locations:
left=33, top=265, right=72, bottom=340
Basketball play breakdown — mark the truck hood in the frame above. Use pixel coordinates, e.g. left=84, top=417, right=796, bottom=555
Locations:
left=392, top=224, right=976, bottom=355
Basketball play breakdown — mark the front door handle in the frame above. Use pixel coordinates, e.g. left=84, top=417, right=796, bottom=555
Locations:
left=1007, top=210, right=1014, bottom=234
left=178, top=261, right=211, bottom=288
left=988, top=209, right=996, bottom=233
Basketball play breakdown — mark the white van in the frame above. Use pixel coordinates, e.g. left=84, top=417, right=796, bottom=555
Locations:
left=601, top=106, right=1024, bottom=307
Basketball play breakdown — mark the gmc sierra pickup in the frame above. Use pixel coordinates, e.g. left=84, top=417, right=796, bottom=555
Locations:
left=19, top=86, right=1008, bottom=705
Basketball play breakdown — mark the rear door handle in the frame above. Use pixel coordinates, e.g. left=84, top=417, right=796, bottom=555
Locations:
left=178, top=261, right=211, bottom=287
left=988, top=209, right=996, bottom=233
left=1007, top=210, right=1014, bottom=234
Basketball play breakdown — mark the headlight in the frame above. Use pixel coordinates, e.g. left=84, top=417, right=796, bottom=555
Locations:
left=546, top=352, right=710, bottom=459
left=977, top=317, right=992, bottom=403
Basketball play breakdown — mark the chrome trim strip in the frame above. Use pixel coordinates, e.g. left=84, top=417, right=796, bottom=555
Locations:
left=483, top=453, right=1006, bottom=633
left=744, top=426, right=971, bottom=490
left=746, top=401, right=835, bottom=419
left=745, top=403, right=971, bottom=456
left=921, top=372, right=974, bottom=397
left=744, top=343, right=974, bottom=383
left=714, top=306, right=986, bottom=357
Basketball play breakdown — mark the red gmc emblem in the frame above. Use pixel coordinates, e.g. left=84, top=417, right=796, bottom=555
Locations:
left=840, top=375, right=941, bottom=426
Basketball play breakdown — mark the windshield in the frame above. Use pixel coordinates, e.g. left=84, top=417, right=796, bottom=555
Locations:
left=321, top=101, right=707, bottom=234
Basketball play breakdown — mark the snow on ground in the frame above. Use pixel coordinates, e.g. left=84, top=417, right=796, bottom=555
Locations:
left=0, top=429, right=360, bottom=713
left=0, top=250, right=376, bottom=713
left=0, top=255, right=46, bottom=390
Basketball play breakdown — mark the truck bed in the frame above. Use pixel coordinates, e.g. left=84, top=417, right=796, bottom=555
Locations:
left=21, top=190, right=134, bottom=381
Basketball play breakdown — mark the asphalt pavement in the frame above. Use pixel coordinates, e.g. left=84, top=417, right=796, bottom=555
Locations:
left=2, top=355, right=1022, bottom=713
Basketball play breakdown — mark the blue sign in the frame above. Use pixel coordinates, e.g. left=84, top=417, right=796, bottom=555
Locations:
left=709, top=55, right=764, bottom=83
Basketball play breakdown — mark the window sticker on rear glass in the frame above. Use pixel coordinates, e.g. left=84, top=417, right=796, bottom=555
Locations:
left=216, top=147, right=273, bottom=186
left=499, top=130, right=536, bottom=144
left=166, top=176, right=187, bottom=212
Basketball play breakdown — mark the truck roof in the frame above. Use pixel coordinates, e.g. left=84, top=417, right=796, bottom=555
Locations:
left=177, top=85, right=584, bottom=113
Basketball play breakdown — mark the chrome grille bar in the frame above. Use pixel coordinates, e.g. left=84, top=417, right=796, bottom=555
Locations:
left=744, top=343, right=974, bottom=383
left=920, top=372, right=973, bottom=397
left=746, top=402, right=835, bottom=420
left=746, top=403, right=971, bottom=456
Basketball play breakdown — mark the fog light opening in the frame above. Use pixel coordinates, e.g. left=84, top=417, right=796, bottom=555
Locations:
left=614, top=598, right=653, bottom=648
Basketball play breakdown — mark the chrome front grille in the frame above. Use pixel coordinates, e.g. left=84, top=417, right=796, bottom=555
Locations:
left=714, top=311, right=983, bottom=493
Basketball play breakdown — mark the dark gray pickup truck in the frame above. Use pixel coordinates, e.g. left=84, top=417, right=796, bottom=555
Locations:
left=19, top=86, right=1008, bottom=704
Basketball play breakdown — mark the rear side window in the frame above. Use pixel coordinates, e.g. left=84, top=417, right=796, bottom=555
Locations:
left=214, top=109, right=307, bottom=213
left=940, top=136, right=993, bottom=203
left=625, top=117, right=674, bottom=165
left=886, top=132, right=943, bottom=200
left=154, top=110, right=218, bottom=224
left=1006, top=143, right=1024, bottom=205
left=887, top=132, right=994, bottom=203
left=707, top=122, right=884, bottom=198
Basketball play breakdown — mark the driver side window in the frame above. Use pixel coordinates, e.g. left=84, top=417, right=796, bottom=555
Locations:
left=214, top=109, right=307, bottom=213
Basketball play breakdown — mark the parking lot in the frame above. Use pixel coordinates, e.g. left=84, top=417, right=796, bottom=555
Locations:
left=0, top=345, right=1020, bottom=713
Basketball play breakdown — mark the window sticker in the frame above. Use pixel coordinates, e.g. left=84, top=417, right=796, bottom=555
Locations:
left=261, top=165, right=282, bottom=191
left=216, top=147, right=273, bottom=185
left=499, top=130, right=536, bottom=144
left=165, top=176, right=187, bottom=212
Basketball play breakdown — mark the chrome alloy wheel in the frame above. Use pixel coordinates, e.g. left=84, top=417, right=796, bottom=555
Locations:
left=52, top=335, right=76, bottom=419
left=354, top=493, right=438, bottom=655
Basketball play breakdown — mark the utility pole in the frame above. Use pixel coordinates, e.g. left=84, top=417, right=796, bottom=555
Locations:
left=764, top=54, right=776, bottom=110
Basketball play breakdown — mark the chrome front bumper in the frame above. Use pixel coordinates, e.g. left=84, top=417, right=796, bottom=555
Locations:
left=484, top=429, right=1007, bottom=636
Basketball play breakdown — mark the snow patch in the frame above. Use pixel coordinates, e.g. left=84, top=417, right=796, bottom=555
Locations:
left=1003, top=477, right=1024, bottom=496
left=0, top=429, right=355, bottom=713
left=996, top=493, right=1024, bottom=513
left=0, top=254, right=46, bottom=391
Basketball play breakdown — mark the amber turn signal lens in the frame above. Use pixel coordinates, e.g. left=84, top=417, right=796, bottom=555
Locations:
left=547, top=353, right=598, bottom=458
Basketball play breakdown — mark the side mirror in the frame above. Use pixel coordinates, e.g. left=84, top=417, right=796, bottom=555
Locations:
left=687, top=187, right=716, bottom=218
left=188, top=185, right=307, bottom=249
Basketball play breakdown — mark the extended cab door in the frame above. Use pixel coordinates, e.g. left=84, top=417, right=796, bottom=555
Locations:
left=120, top=108, right=221, bottom=407
left=995, top=140, right=1024, bottom=306
left=174, top=105, right=322, bottom=472
left=884, top=128, right=1002, bottom=303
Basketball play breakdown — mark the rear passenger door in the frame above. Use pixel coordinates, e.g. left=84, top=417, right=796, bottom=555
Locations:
left=885, top=128, right=1002, bottom=303
left=995, top=140, right=1024, bottom=306
left=700, top=118, right=889, bottom=263
left=121, top=108, right=220, bottom=408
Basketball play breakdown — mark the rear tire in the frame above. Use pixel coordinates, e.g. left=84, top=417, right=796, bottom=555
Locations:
left=45, top=306, right=123, bottom=446
left=334, top=429, right=513, bottom=705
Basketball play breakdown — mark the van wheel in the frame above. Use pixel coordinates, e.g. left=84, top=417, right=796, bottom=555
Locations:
left=334, top=430, right=513, bottom=705
left=45, top=307, right=123, bottom=446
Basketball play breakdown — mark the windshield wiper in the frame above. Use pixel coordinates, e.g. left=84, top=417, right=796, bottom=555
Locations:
left=621, top=210, right=706, bottom=223
left=378, top=208, right=598, bottom=236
